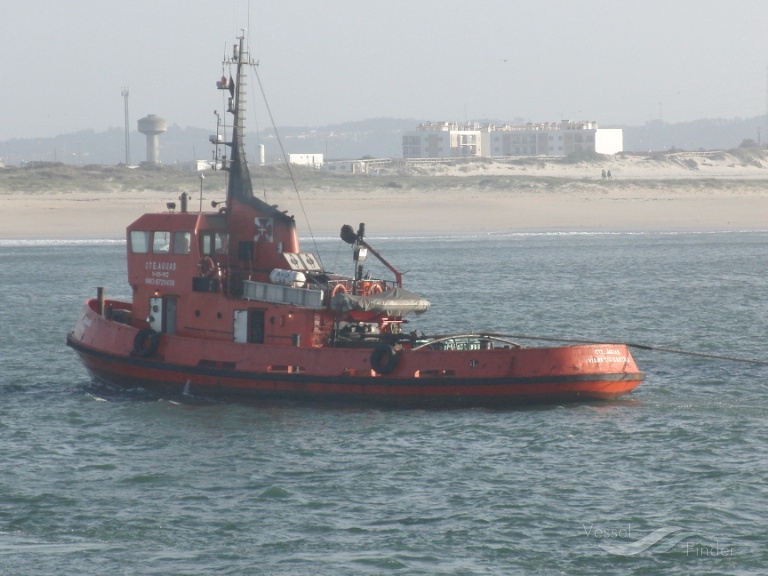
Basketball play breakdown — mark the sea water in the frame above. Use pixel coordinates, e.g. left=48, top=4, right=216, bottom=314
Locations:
left=1, top=231, right=767, bottom=575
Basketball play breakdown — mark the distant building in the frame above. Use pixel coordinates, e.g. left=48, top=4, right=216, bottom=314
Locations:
left=323, top=159, right=392, bottom=174
left=178, top=159, right=217, bottom=172
left=288, top=153, right=323, bottom=167
left=24, top=161, right=64, bottom=169
left=403, top=122, right=479, bottom=159
left=402, top=120, right=623, bottom=159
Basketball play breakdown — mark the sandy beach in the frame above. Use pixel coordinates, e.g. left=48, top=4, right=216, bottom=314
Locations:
left=3, top=152, right=768, bottom=239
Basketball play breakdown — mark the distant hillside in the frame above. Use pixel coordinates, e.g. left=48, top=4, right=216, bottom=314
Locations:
left=620, top=117, right=766, bottom=152
left=1, top=115, right=764, bottom=167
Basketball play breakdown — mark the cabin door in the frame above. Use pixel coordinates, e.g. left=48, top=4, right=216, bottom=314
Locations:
left=148, top=296, right=177, bottom=335
left=148, top=297, right=163, bottom=332
left=164, top=297, right=178, bottom=335
left=233, top=309, right=265, bottom=344
left=233, top=310, right=247, bottom=343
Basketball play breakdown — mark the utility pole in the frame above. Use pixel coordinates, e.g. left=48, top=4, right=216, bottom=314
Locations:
left=122, top=87, right=130, bottom=165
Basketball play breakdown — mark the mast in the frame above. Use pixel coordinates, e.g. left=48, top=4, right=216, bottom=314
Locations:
left=226, top=35, right=254, bottom=204
left=221, top=35, right=293, bottom=225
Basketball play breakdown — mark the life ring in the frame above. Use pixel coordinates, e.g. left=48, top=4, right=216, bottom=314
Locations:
left=331, top=284, right=347, bottom=297
left=366, top=283, right=383, bottom=296
left=370, top=343, right=399, bottom=375
left=133, top=328, right=160, bottom=358
left=198, top=256, right=217, bottom=278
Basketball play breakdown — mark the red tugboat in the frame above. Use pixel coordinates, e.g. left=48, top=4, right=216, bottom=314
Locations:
left=67, top=37, right=644, bottom=406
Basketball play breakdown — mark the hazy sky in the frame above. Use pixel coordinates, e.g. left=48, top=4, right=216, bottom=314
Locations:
left=2, top=0, right=767, bottom=140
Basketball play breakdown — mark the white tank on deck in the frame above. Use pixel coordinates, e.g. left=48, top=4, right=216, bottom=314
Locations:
left=270, top=269, right=306, bottom=288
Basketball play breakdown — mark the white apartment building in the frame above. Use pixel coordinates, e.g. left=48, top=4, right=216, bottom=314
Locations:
left=402, top=122, right=482, bottom=159
left=403, top=120, right=623, bottom=159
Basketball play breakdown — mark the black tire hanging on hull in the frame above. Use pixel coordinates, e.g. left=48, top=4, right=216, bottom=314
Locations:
left=370, top=343, right=399, bottom=375
left=132, top=328, right=160, bottom=358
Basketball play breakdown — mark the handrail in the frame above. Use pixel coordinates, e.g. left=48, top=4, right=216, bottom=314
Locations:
left=412, top=333, right=523, bottom=351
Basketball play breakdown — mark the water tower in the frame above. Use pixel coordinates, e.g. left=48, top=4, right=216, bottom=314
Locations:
left=137, top=114, right=168, bottom=164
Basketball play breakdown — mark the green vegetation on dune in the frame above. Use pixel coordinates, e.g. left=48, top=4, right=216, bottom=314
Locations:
left=1, top=150, right=767, bottom=196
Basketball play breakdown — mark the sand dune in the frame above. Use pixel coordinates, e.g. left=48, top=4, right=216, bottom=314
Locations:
left=2, top=151, right=768, bottom=239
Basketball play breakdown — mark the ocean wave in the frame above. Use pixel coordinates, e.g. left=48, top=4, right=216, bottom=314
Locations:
left=0, top=238, right=125, bottom=247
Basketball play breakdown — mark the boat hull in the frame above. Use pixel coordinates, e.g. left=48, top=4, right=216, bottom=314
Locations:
left=68, top=301, right=644, bottom=407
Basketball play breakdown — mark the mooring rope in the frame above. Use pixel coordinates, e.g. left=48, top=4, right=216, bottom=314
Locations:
left=482, top=333, right=768, bottom=366
left=624, top=342, right=768, bottom=366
